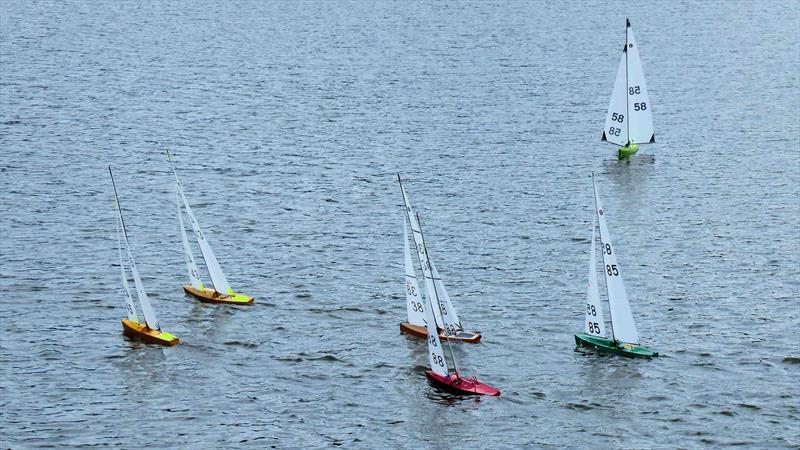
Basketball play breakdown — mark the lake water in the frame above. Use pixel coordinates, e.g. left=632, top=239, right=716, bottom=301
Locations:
left=1, top=1, right=798, bottom=448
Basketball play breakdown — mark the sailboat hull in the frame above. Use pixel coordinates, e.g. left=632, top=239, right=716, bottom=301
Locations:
left=425, top=371, right=500, bottom=396
left=399, top=322, right=481, bottom=343
left=121, top=319, right=179, bottom=346
left=618, top=143, right=639, bottom=159
left=183, top=285, right=254, bottom=305
left=575, top=333, right=657, bottom=358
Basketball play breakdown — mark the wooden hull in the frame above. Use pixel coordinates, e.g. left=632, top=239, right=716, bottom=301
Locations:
left=121, top=319, right=179, bottom=346
left=399, top=322, right=481, bottom=343
left=425, top=371, right=500, bottom=396
left=575, top=333, right=657, bottom=358
left=183, top=285, right=254, bottom=305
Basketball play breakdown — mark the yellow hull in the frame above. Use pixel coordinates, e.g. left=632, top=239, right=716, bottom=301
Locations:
left=121, top=319, right=179, bottom=346
left=182, top=285, right=254, bottom=305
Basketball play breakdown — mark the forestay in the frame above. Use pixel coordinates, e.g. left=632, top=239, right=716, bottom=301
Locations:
left=169, top=156, right=233, bottom=295
left=625, top=22, right=654, bottom=144
left=592, top=175, right=638, bottom=344
left=584, top=217, right=606, bottom=338
left=398, top=178, right=463, bottom=335
left=177, top=191, right=204, bottom=290
left=110, top=168, right=160, bottom=330
left=117, top=216, right=139, bottom=323
left=404, top=220, right=426, bottom=326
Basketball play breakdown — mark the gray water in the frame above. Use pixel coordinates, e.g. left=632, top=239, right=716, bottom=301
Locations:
left=1, top=1, right=799, bottom=448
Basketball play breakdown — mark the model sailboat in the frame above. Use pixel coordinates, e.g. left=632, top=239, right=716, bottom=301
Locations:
left=167, top=151, right=254, bottom=305
left=415, top=213, right=499, bottom=396
left=397, top=175, right=481, bottom=343
left=110, top=166, right=179, bottom=346
left=574, top=175, right=657, bottom=357
left=601, top=19, right=655, bottom=159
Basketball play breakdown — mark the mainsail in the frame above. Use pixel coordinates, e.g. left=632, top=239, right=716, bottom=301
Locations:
left=177, top=191, right=204, bottom=290
left=404, top=220, right=426, bottom=326
left=168, top=153, right=233, bottom=295
left=397, top=177, right=463, bottom=334
left=110, top=166, right=160, bottom=330
left=117, top=216, right=139, bottom=323
left=584, top=217, right=606, bottom=338
left=592, top=175, right=638, bottom=344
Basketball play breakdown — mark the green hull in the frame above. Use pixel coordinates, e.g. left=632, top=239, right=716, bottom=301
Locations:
left=575, top=333, right=658, bottom=358
left=618, top=143, right=639, bottom=159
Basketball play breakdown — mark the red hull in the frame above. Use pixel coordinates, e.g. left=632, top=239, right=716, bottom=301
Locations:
left=425, top=370, right=500, bottom=396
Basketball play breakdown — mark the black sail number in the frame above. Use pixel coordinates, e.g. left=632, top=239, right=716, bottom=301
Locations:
left=588, top=322, right=601, bottom=334
left=634, top=102, right=647, bottom=111
left=628, top=86, right=641, bottom=95
left=586, top=303, right=596, bottom=317
left=608, top=126, right=622, bottom=136
left=611, top=113, right=624, bottom=123
left=432, top=353, right=445, bottom=367
left=606, top=264, right=619, bottom=276
left=406, top=282, right=417, bottom=297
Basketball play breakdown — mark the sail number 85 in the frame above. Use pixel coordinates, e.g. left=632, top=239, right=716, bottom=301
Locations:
left=606, top=264, right=619, bottom=276
left=588, top=322, right=602, bottom=334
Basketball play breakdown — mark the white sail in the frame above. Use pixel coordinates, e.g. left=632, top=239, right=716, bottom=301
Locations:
left=584, top=217, right=606, bottom=337
left=603, top=50, right=629, bottom=146
left=429, top=260, right=463, bottom=335
left=397, top=178, right=463, bottom=335
left=423, top=286, right=449, bottom=377
left=168, top=155, right=233, bottom=295
left=177, top=191, right=204, bottom=290
left=110, top=168, right=160, bottom=330
left=592, top=175, right=638, bottom=343
left=404, top=219, right=426, bottom=326
left=625, top=22, right=654, bottom=144
left=117, top=216, right=139, bottom=323
left=415, top=218, right=450, bottom=378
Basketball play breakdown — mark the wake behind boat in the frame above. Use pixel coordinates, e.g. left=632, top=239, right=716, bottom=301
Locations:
left=575, top=174, right=657, bottom=358
left=110, top=166, right=179, bottom=346
left=397, top=174, right=481, bottom=344
left=601, top=19, right=655, bottom=159
left=167, top=150, right=254, bottom=305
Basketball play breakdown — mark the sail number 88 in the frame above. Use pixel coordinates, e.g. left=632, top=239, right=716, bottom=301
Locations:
left=432, top=353, right=445, bottom=367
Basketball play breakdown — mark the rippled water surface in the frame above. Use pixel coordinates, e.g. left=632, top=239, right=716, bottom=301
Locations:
left=2, top=1, right=799, bottom=448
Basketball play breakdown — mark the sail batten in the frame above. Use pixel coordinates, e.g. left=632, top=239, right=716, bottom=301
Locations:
left=592, top=175, right=638, bottom=344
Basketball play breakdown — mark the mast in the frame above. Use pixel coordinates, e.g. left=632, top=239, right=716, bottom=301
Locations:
left=592, top=173, right=615, bottom=342
left=624, top=18, right=631, bottom=146
left=417, top=212, right=461, bottom=380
